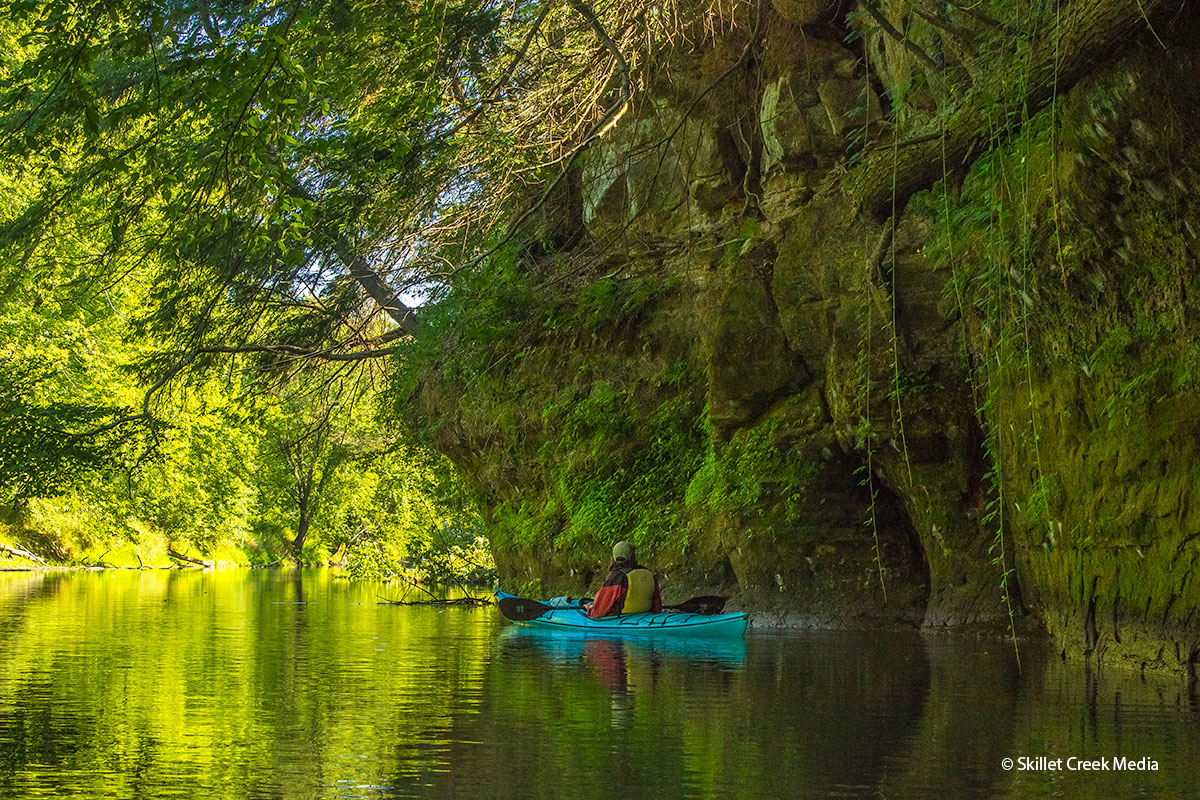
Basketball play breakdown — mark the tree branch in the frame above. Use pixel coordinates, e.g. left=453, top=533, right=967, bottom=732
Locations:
left=860, top=0, right=942, bottom=74
left=449, top=2, right=553, bottom=135
left=910, top=4, right=976, bottom=49
left=330, top=239, right=421, bottom=335
left=566, top=0, right=631, bottom=105
left=0, top=542, right=46, bottom=565
left=943, top=0, right=1017, bottom=34
left=167, top=546, right=212, bottom=567
left=285, top=182, right=421, bottom=335
left=655, top=0, right=766, bottom=166
left=193, top=344, right=397, bottom=361
left=461, top=0, right=635, bottom=272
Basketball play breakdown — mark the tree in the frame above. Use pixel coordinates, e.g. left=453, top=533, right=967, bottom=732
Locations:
left=0, top=0, right=675, bottom=568
left=0, top=0, right=673, bottom=376
left=260, top=368, right=365, bottom=559
left=0, top=356, right=129, bottom=503
left=3, top=0, right=1169, bottom=383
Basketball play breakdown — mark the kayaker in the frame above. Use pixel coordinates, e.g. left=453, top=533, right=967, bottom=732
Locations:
left=587, top=541, right=662, bottom=618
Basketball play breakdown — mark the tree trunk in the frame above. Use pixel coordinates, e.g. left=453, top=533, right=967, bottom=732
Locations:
left=333, top=239, right=421, bottom=336
left=167, top=546, right=212, bottom=568
left=292, top=495, right=311, bottom=560
left=286, top=182, right=420, bottom=335
left=0, top=542, right=44, bottom=565
left=849, top=0, right=1175, bottom=218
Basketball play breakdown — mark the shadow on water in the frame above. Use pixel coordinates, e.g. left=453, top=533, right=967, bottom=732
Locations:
left=878, top=634, right=1033, bottom=799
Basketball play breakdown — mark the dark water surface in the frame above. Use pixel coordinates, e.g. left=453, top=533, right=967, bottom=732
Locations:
left=1, top=569, right=1197, bottom=799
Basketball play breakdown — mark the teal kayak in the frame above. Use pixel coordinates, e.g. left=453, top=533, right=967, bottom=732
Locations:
left=495, top=591, right=748, bottom=637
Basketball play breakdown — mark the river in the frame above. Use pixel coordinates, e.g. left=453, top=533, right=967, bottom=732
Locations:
left=0, top=569, right=1196, bottom=798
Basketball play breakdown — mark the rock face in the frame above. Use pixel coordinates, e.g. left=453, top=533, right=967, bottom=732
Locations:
left=406, top=3, right=1200, bottom=673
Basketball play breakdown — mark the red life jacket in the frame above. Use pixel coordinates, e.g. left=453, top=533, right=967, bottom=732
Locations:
left=588, top=563, right=661, bottom=618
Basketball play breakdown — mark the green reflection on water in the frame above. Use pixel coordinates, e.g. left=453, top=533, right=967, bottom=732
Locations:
left=0, top=570, right=497, bottom=798
left=0, top=570, right=1198, bottom=799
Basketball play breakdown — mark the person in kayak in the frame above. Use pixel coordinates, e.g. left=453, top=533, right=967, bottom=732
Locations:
left=587, top=541, right=662, bottom=618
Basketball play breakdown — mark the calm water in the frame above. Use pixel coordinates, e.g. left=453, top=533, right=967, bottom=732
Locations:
left=1, top=570, right=1198, bottom=799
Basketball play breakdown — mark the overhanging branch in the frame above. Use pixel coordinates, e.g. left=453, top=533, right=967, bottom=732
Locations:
left=193, top=344, right=397, bottom=361
left=329, top=238, right=421, bottom=336
left=459, top=0, right=635, bottom=273
left=65, top=339, right=394, bottom=439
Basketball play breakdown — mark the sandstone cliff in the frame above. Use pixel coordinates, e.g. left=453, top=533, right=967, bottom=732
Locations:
left=403, top=0, right=1200, bottom=675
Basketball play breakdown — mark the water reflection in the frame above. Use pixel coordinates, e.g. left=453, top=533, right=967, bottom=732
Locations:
left=0, top=570, right=1198, bottom=799
left=496, top=627, right=747, bottom=733
left=483, top=626, right=930, bottom=798
left=496, top=624, right=748, bottom=665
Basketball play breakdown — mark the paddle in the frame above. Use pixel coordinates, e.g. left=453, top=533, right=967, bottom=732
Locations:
left=578, top=596, right=727, bottom=613
left=497, top=596, right=560, bottom=621
left=497, top=594, right=727, bottom=622
left=668, top=595, right=727, bottom=614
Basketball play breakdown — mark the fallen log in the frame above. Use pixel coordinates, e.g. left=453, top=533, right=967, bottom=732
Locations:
left=0, top=542, right=46, bottom=565
left=167, top=546, right=213, bottom=568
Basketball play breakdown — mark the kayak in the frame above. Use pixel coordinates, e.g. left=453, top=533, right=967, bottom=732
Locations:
left=495, top=591, right=748, bottom=637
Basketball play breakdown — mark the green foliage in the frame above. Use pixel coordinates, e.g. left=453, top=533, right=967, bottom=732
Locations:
left=686, top=416, right=819, bottom=528
left=395, top=258, right=705, bottom=561
left=125, top=402, right=258, bottom=551
left=332, top=441, right=492, bottom=582
left=0, top=0, right=703, bottom=581
left=9, top=380, right=266, bottom=563
left=0, top=356, right=132, bottom=502
left=0, top=290, right=486, bottom=577
left=540, top=376, right=706, bottom=554
left=399, top=524, right=496, bottom=586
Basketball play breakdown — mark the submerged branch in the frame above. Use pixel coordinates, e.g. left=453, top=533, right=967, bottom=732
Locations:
left=376, top=595, right=493, bottom=607
left=167, top=546, right=212, bottom=568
